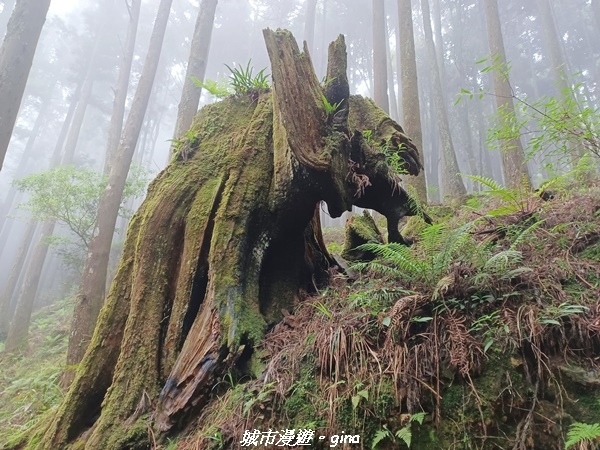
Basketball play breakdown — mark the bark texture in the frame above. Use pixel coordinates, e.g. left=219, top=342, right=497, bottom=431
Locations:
left=0, top=0, right=51, bottom=171
left=35, top=30, right=425, bottom=449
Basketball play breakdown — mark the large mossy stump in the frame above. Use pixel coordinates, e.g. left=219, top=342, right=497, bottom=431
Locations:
left=32, top=30, right=425, bottom=449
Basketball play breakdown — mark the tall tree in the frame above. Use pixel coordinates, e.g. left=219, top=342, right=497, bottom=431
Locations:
left=103, top=0, right=141, bottom=174
left=64, top=0, right=175, bottom=381
left=536, top=0, right=570, bottom=88
left=373, top=0, right=389, bottom=112
left=385, top=16, right=399, bottom=120
left=4, top=220, right=55, bottom=351
left=303, top=0, right=318, bottom=54
left=421, top=0, right=466, bottom=199
left=397, top=0, right=427, bottom=202
left=0, top=0, right=51, bottom=172
left=483, top=0, right=531, bottom=189
left=0, top=220, right=36, bottom=340
left=0, top=0, right=15, bottom=39
left=172, top=0, right=218, bottom=141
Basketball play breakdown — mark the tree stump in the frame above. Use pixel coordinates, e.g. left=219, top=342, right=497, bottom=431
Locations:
left=34, top=29, right=425, bottom=449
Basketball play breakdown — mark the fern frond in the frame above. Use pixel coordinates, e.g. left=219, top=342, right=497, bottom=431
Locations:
left=509, top=219, right=545, bottom=250
left=462, top=174, right=517, bottom=203
left=395, top=426, right=412, bottom=447
left=431, top=222, right=476, bottom=278
left=565, top=422, right=600, bottom=449
left=483, top=250, right=523, bottom=273
left=419, top=223, right=447, bottom=253
left=357, top=243, right=425, bottom=276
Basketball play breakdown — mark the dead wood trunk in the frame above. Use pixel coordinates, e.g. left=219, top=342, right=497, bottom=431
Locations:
left=35, top=30, right=426, bottom=450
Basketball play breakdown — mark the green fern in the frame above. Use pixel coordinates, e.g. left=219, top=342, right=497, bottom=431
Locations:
left=321, top=95, right=344, bottom=118
left=509, top=218, right=545, bottom=250
left=395, top=426, right=412, bottom=447
left=371, top=428, right=393, bottom=449
left=565, top=422, right=600, bottom=449
left=462, top=174, right=515, bottom=201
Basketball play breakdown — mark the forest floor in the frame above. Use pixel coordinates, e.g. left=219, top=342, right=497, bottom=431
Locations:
left=0, top=298, right=71, bottom=447
left=1, top=180, right=599, bottom=450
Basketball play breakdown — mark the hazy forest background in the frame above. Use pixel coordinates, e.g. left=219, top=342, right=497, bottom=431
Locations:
left=0, top=0, right=599, bottom=448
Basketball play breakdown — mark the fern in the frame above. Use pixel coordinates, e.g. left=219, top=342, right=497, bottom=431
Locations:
left=395, top=426, right=412, bottom=447
left=356, top=243, right=426, bottom=277
left=509, top=219, right=545, bottom=250
left=565, top=422, right=600, bottom=449
left=462, top=174, right=516, bottom=203
left=371, top=428, right=392, bottom=449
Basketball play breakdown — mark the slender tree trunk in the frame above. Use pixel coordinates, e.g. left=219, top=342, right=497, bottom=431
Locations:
left=64, top=0, right=175, bottom=384
left=0, top=0, right=15, bottom=39
left=103, top=0, right=141, bottom=175
left=373, top=0, right=389, bottom=112
left=5, top=220, right=55, bottom=351
left=61, top=40, right=101, bottom=165
left=592, top=0, right=600, bottom=29
left=0, top=0, right=51, bottom=171
left=397, top=0, right=427, bottom=202
left=0, top=219, right=36, bottom=340
left=0, top=90, right=53, bottom=257
left=172, top=0, right=217, bottom=141
left=421, top=0, right=466, bottom=199
left=385, top=16, right=399, bottom=121
left=536, top=0, right=585, bottom=166
left=431, top=0, right=445, bottom=75
left=483, top=0, right=531, bottom=189
left=303, top=0, right=318, bottom=54
left=2, top=71, right=83, bottom=351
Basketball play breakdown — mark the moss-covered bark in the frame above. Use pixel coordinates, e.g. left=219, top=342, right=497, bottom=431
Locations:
left=33, top=30, right=426, bottom=449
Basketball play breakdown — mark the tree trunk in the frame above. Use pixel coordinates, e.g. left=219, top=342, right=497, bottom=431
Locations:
left=536, top=0, right=585, bottom=166
left=373, top=0, right=389, bottom=113
left=36, top=30, right=426, bottom=449
left=2, top=67, right=84, bottom=351
left=103, top=0, right=141, bottom=175
left=171, top=0, right=217, bottom=142
left=385, top=16, right=399, bottom=121
left=0, top=89, right=53, bottom=257
left=483, top=0, right=531, bottom=189
left=397, top=0, right=427, bottom=202
left=421, top=0, right=466, bottom=199
left=0, top=219, right=36, bottom=340
left=64, top=0, right=174, bottom=385
left=0, top=0, right=15, bottom=47
left=0, top=0, right=51, bottom=172
left=60, top=41, right=100, bottom=165
left=303, top=0, right=318, bottom=53
left=593, top=0, right=600, bottom=29
left=5, top=220, right=55, bottom=351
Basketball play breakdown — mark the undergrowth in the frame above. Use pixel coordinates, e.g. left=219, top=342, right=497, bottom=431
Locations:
left=0, top=298, right=70, bottom=448
left=183, top=181, right=600, bottom=450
